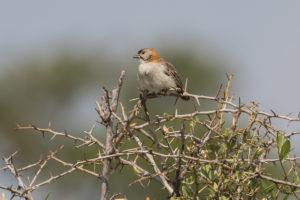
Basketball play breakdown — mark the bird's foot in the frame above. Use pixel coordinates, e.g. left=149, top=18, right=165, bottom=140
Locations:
left=160, top=88, right=170, bottom=95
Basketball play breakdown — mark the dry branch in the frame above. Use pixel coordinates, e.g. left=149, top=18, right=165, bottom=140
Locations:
left=2, top=71, right=300, bottom=199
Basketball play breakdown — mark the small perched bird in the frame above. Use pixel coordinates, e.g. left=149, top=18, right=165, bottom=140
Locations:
left=133, top=48, right=189, bottom=100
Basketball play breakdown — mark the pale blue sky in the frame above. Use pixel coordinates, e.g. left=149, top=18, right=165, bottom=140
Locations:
left=1, top=1, right=300, bottom=115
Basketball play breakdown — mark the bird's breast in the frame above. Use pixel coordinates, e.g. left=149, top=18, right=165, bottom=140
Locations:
left=137, top=62, right=176, bottom=93
left=138, top=62, right=158, bottom=75
left=138, top=63, right=163, bottom=81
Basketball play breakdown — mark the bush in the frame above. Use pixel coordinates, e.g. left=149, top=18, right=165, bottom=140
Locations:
left=2, top=71, right=300, bottom=200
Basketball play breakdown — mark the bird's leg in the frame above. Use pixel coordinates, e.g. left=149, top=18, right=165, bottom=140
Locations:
left=160, top=88, right=170, bottom=96
left=175, top=87, right=183, bottom=94
left=139, top=90, right=148, bottom=106
left=142, top=89, right=158, bottom=98
left=141, top=89, right=149, bottom=99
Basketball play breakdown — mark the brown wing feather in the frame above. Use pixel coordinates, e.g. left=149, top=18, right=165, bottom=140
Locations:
left=161, top=59, right=183, bottom=93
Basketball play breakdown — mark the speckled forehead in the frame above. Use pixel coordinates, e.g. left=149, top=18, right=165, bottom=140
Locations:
left=137, top=49, right=144, bottom=54
left=137, top=48, right=156, bottom=54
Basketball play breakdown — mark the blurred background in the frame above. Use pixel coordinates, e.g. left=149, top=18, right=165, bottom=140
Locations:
left=1, top=1, right=300, bottom=199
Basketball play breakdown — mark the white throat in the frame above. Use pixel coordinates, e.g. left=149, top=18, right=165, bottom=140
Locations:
left=139, top=59, right=148, bottom=64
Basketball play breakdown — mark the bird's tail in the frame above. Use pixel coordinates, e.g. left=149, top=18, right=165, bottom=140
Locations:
left=181, top=95, right=190, bottom=101
left=177, top=88, right=190, bottom=101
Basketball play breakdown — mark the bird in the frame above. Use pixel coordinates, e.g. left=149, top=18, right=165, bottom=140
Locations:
left=133, top=48, right=189, bottom=100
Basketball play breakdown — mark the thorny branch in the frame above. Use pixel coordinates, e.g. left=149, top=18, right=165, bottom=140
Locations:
left=2, top=71, right=300, bottom=199
left=99, top=70, right=125, bottom=200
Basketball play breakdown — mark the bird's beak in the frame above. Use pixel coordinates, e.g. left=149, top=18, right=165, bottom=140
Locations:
left=133, top=54, right=140, bottom=59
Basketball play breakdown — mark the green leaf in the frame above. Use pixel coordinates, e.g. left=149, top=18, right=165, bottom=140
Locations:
left=222, top=143, right=228, bottom=151
left=213, top=182, right=218, bottom=191
left=224, top=128, right=230, bottom=139
left=163, top=112, right=169, bottom=117
left=228, top=137, right=237, bottom=149
left=44, top=193, right=50, bottom=200
left=279, top=140, right=290, bottom=162
left=293, top=171, right=300, bottom=184
left=170, top=117, right=176, bottom=121
left=185, top=176, right=195, bottom=185
left=170, top=196, right=180, bottom=200
left=254, top=148, right=264, bottom=159
left=261, top=180, right=275, bottom=194
left=207, top=143, right=220, bottom=152
left=282, top=185, right=292, bottom=194
left=271, top=190, right=276, bottom=199
left=247, top=131, right=251, bottom=140
left=250, top=178, right=258, bottom=188
left=190, top=121, right=194, bottom=127
left=217, top=166, right=222, bottom=176
left=283, top=194, right=289, bottom=200
left=276, top=134, right=284, bottom=151
left=203, top=165, right=213, bottom=180
left=207, top=187, right=215, bottom=195
left=21, top=190, right=29, bottom=196
left=220, top=195, right=230, bottom=200
left=181, top=185, right=190, bottom=197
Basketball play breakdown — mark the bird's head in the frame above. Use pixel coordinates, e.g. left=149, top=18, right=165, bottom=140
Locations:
left=133, top=48, right=160, bottom=63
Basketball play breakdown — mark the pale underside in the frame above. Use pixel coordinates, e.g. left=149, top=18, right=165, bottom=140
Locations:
left=138, top=62, right=176, bottom=93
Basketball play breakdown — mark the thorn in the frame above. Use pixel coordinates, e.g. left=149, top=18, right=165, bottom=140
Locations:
left=270, top=109, right=277, bottom=117
left=184, top=78, right=188, bottom=92
left=10, top=151, right=18, bottom=158
left=226, top=73, right=229, bottom=79
left=195, top=97, right=200, bottom=107
left=215, top=84, right=223, bottom=98
left=50, top=135, right=56, bottom=141
left=129, top=97, right=140, bottom=102
left=31, top=124, right=37, bottom=129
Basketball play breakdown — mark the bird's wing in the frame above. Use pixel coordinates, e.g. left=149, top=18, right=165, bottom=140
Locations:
left=161, top=60, right=183, bottom=91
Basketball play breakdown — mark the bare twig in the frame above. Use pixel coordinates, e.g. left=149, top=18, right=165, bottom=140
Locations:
left=2, top=71, right=300, bottom=199
left=100, top=71, right=125, bottom=200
